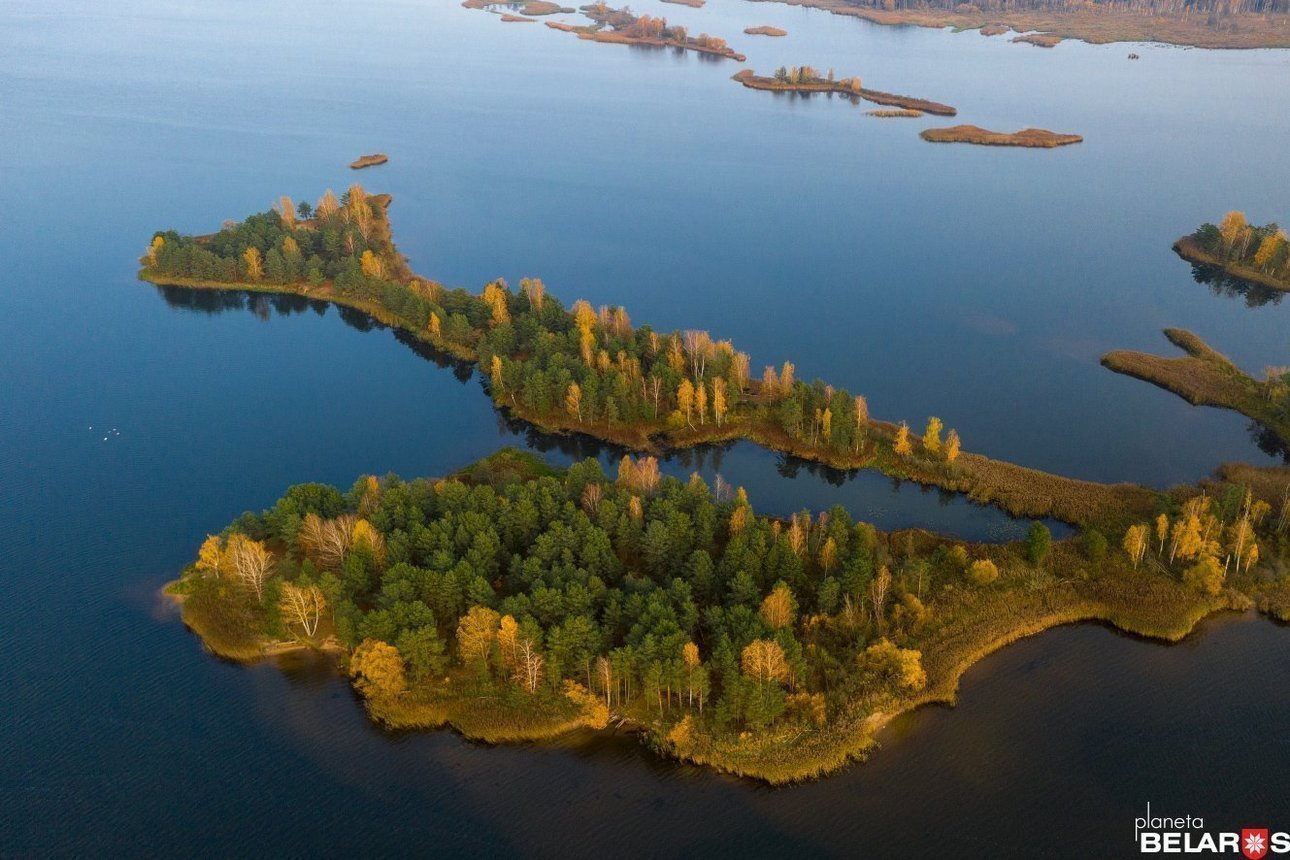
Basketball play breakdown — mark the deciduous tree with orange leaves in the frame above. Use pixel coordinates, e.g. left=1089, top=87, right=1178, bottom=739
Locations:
left=677, top=378, right=695, bottom=426
left=457, top=606, right=501, bottom=672
left=741, top=639, right=788, bottom=684
left=350, top=639, right=407, bottom=697
left=242, top=247, right=262, bottom=281
left=923, top=416, right=942, bottom=454
left=565, top=382, right=582, bottom=422
left=360, top=249, right=383, bottom=278
left=945, top=428, right=961, bottom=462
left=759, top=582, right=796, bottom=629
left=893, top=422, right=913, bottom=456
left=1122, top=524, right=1148, bottom=568
left=279, top=581, right=326, bottom=638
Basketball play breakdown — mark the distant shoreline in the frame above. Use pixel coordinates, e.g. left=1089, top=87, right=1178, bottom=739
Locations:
left=739, top=0, right=1290, bottom=49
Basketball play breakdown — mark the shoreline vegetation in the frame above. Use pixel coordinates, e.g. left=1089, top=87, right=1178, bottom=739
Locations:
left=145, top=192, right=1290, bottom=782
left=733, top=68, right=957, bottom=116
left=1174, top=214, right=1290, bottom=294
left=740, top=0, right=1290, bottom=49
left=349, top=153, right=388, bottom=170
left=139, top=189, right=1165, bottom=532
left=1102, top=328, right=1290, bottom=450
left=919, top=125, right=1083, bottom=147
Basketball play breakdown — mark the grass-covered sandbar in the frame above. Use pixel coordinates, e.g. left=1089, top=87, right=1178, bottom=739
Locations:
left=1102, top=328, right=1290, bottom=450
left=349, top=153, right=388, bottom=169
left=920, top=125, right=1083, bottom=147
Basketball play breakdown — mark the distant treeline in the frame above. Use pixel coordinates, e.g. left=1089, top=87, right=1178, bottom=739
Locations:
left=835, top=0, right=1286, bottom=14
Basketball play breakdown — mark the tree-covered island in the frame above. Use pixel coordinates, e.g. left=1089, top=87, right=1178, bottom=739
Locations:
left=170, top=447, right=1288, bottom=783
left=1175, top=212, right=1290, bottom=294
left=543, top=4, right=747, bottom=61
left=146, top=191, right=1290, bottom=781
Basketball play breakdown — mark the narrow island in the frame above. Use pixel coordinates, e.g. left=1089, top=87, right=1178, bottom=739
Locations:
left=549, top=4, right=747, bottom=62
left=140, top=188, right=1167, bottom=531
left=1012, top=32, right=1063, bottom=47
left=920, top=125, right=1082, bottom=147
left=733, top=68, right=957, bottom=116
left=1102, top=329, right=1290, bottom=450
left=1174, top=212, right=1290, bottom=294
left=745, top=25, right=788, bottom=36
left=736, top=0, right=1290, bottom=49
left=145, top=191, right=1290, bottom=782
left=980, top=23, right=1010, bottom=36
left=500, top=14, right=536, bottom=22
left=661, top=0, right=705, bottom=7
left=349, top=153, right=389, bottom=170
left=169, top=446, right=1286, bottom=783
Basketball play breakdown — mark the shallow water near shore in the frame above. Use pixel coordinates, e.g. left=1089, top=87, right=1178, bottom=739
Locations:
left=2, top=0, right=1290, bottom=853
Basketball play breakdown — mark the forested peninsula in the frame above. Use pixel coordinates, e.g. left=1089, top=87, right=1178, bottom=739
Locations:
left=140, top=187, right=1162, bottom=531
left=146, top=189, right=1290, bottom=781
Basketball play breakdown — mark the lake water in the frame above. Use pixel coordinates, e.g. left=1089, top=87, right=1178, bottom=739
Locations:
left=3, top=0, right=1290, bottom=854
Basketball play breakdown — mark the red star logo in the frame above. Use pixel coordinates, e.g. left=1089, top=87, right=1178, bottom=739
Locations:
left=1242, top=829, right=1269, bottom=859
